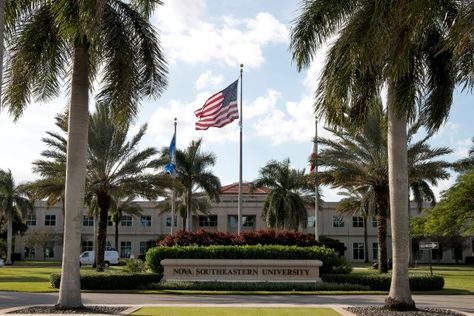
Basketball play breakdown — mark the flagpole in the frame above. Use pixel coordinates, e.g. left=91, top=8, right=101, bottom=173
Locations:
left=314, top=119, right=319, bottom=241
left=171, top=118, right=177, bottom=235
left=238, top=64, right=244, bottom=235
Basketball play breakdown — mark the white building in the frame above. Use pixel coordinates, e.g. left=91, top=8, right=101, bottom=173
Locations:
left=15, top=183, right=474, bottom=264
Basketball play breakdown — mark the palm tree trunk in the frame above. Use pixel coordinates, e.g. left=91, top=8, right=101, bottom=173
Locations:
left=385, top=84, right=415, bottom=310
left=96, top=191, right=110, bottom=272
left=56, top=44, right=89, bottom=309
left=375, top=187, right=389, bottom=273
left=0, top=0, right=5, bottom=104
left=363, top=217, right=369, bottom=263
left=6, top=212, right=12, bottom=265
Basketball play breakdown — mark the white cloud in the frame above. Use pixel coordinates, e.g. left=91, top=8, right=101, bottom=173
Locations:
left=153, top=0, right=205, bottom=34
left=0, top=99, right=66, bottom=183
left=244, top=89, right=280, bottom=119
left=154, top=8, right=289, bottom=68
left=195, top=71, right=224, bottom=91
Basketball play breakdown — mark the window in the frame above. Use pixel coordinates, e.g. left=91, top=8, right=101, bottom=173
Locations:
left=44, top=242, right=55, bottom=259
left=24, top=247, right=35, bottom=259
left=372, top=216, right=377, bottom=228
left=372, top=242, right=378, bottom=260
left=120, top=215, right=132, bottom=226
left=333, top=216, right=344, bottom=228
left=83, top=216, right=94, bottom=227
left=107, top=216, right=113, bottom=226
left=26, top=214, right=36, bottom=226
left=45, top=215, right=56, bottom=226
left=353, top=242, right=365, bottom=260
left=242, top=215, right=255, bottom=228
left=139, top=241, right=148, bottom=256
left=166, top=216, right=177, bottom=227
left=120, top=241, right=132, bottom=258
left=352, top=216, right=364, bottom=228
left=140, top=215, right=152, bottom=227
left=307, top=216, right=316, bottom=228
left=199, top=215, right=217, bottom=227
left=81, top=241, right=93, bottom=252
left=227, top=215, right=255, bottom=229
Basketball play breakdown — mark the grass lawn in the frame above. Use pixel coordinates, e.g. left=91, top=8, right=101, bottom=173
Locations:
left=0, top=262, right=472, bottom=294
left=0, top=262, right=126, bottom=292
left=352, top=264, right=474, bottom=294
left=130, top=307, right=341, bottom=316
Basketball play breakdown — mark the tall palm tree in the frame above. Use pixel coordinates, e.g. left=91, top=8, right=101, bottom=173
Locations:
left=290, top=1, right=466, bottom=309
left=0, top=169, right=32, bottom=265
left=337, top=188, right=375, bottom=263
left=255, top=159, right=311, bottom=231
left=159, top=139, right=221, bottom=232
left=3, top=1, right=166, bottom=307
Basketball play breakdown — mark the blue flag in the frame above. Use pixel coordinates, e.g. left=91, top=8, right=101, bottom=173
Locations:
left=165, top=132, right=176, bottom=174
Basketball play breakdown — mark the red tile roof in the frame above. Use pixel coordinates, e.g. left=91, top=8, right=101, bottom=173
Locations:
left=219, top=182, right=270, bottom=195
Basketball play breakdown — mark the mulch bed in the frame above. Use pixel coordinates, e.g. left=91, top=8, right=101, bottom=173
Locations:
left=8, top=305, right=129, bottom=314
left=346, top=307, right=465, bottom=316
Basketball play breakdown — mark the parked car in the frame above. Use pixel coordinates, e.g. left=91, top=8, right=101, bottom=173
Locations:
left=79, top=250, right=119, bottom=267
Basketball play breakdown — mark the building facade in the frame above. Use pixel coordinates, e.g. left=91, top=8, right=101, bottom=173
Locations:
left=15, top=183, right=474, bottom=264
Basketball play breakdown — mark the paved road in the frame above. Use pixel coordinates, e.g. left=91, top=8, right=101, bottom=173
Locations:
left=0, top=292, right=472, bottom=313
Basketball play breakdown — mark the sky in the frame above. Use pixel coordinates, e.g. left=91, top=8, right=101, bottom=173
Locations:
left=0, top=0, right=472, bottom=201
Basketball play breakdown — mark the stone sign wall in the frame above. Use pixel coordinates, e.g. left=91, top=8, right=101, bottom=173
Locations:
left=161, top=259, right=323, bottom=282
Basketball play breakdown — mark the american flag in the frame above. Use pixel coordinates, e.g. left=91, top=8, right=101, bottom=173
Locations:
left=195, top=80, right=239, bottom=130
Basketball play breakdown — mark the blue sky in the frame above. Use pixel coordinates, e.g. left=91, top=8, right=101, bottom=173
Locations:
left=0, top=0, right=472, bottom=201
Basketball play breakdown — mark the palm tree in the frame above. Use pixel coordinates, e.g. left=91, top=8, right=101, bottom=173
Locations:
left=88, top=103, right=166, bottom=271
left=159, top=139, right=221, bottom=232
left=337, top=188, right=375, bottom=263
left=158, top=190, right=213, bottom=231
left=316, top=103, right=452, bottom=273
left=290, top=1, right=466, bottom=309
left=109, top=196, right=143, bottom=251
left=254, top=159, right=311, bottom=231
left=3, top=1, right=166, bottom=307
left=0, top=169, right=32, bottom=265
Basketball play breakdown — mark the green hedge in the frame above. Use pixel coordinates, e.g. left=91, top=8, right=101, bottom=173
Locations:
left=50, top=273, right=161, bottom=290
left=151, top=281, right=369, bottom=291
left=321, top=274, right=444, bottom=291
left=146, top=245, right=350, bottom=274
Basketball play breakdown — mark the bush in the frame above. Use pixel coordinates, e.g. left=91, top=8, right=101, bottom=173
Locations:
left=50, top=273, right=161, bottom=290
left=124, top=259, right=147, bottom=273
left=151, top=281, right=369, bottom=291
left=146, top=244, right=347, bottom=274
left=321, top=274, right=444, bottom=291
left=319, top=236, right=347, bottom=256
left=158, top=229, right=322, bottom=247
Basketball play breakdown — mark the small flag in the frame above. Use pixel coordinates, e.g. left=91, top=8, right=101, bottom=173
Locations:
left=309, top=141, right=317, bottom=173
left=165, top=131, right=176, bottom=174
left=195, top=80, right=239, bottom=130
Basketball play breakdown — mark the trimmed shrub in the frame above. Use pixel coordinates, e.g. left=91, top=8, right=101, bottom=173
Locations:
left=158, top=229, right=322, bottom=247
left=50, top=273, right=161, bottom=290
left=124, top=259, right=147, bottom=273
left=152, top=281, right=369, bottom=291
left=321, top=274, right=444, bottom=291
left=146, top=244, right=348, bottom=274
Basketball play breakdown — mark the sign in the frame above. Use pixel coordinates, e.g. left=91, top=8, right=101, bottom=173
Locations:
left=161, top=259, right=323, bottom=282
left=419, top=241, right=439, bottom=250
